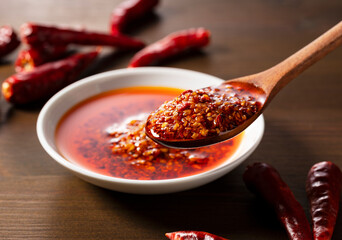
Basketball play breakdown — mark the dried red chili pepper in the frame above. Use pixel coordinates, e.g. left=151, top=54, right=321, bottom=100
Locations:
left=20, top=23, right=145, bottom=50
left=165, top=231, right=229, bottom=240
left=128, top=28, right=210, bottom=67
left=306, top=161, right=342, bottom=240
left=2, top=50, right=99, bottom=105
left=0, top=25, right=20, bottom=58
left=243, top=162, right=313, bottom=240
left=15, top=44, right=67, bottom=72
left=110, top=0, right=159, bottom=35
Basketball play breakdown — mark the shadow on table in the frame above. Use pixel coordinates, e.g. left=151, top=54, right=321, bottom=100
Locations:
left=0, top=97, right=14, bottom=126
left=0, top=58, right=12, bottom=66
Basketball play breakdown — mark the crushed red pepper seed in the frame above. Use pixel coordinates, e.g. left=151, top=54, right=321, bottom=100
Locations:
left=106, top=116, right=241, bottom=180
left=109, top=117, right=211, bottom=167
left=104, top=115, right=242, bottom=180
left=147, top=84, right=259, bottom=140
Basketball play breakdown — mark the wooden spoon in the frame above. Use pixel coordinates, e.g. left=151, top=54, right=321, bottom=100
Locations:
left=146, top=21, right=342, bottom=148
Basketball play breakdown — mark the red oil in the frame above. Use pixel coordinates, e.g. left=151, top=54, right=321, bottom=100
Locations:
left=55, top=86, right=243, bottom=180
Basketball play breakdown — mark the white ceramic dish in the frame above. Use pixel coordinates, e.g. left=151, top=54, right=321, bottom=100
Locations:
left=37, top=67, right=264, bottom=194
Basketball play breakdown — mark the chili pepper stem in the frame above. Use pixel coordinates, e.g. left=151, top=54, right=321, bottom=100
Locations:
left=2, top=82, right=12, bottom=100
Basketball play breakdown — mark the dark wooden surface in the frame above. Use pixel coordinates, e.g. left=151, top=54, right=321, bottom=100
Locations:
left=1, top=0, right=342, bottom=239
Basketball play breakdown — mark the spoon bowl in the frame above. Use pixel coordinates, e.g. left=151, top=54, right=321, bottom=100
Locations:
left=147, top=81, right=267, bottom=148
left=146, top=21, right=342, bottom=148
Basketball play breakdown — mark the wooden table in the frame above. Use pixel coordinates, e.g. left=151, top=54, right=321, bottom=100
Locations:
left=1, top=0, right=341, bottom=239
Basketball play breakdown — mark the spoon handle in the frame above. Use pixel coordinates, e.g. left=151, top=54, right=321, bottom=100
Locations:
left=258, top=21, right=342, bottom=100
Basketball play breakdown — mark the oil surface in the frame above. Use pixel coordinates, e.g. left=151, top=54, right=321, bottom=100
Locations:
left=55, top=86, right=243, bottom=180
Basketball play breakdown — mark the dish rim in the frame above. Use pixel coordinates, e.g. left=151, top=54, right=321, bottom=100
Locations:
left=37, top=67, right=264, bottom=188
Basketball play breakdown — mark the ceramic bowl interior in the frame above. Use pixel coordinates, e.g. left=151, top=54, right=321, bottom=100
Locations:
left=37, top=67, right=264, bottom=194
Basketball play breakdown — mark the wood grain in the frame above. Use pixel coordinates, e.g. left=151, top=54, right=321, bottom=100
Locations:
left=0, top=0, right=342, bottom=239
